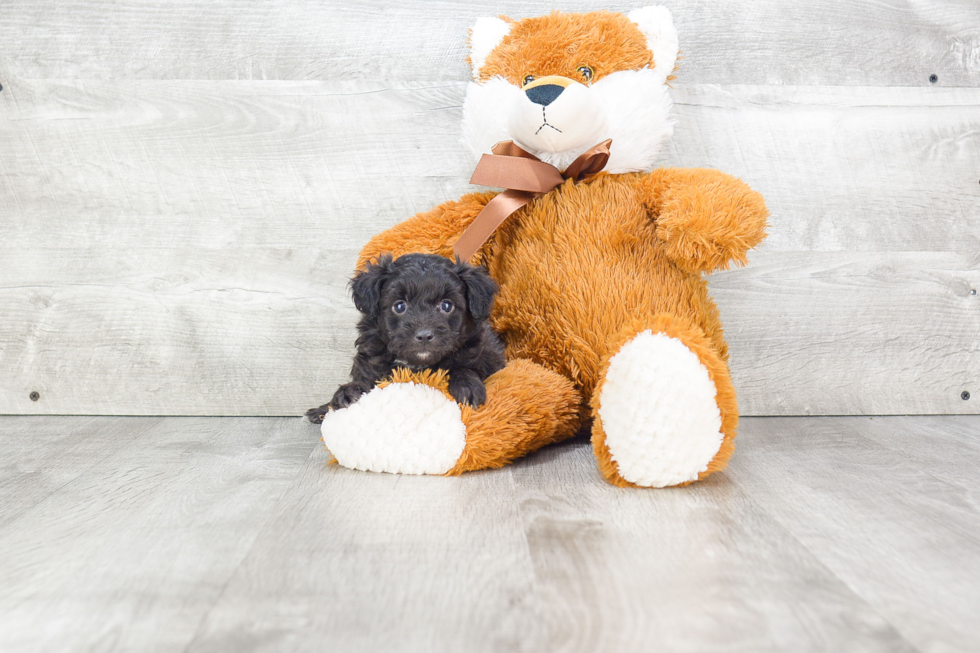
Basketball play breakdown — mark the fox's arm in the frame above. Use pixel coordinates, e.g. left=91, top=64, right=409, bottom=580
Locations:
left=635, top=168, right=769, bottom=273
left=357, top=192, right=498, bottom=269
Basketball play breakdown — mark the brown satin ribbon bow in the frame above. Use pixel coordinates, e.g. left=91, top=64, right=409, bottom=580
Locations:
left=452, top=139, right=613, bottom=261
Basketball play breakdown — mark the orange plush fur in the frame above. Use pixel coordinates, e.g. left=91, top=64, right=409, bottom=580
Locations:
left=376, top=362, right=581, bottom=475
left=348, top=9, right=768, bottom=486
left=474, top=12, right=657, bottom=86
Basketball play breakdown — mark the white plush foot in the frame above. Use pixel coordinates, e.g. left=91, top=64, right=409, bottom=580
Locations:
left=320, top=382, right=466, bottom=475
left=597, top=330, right=724, bottom=487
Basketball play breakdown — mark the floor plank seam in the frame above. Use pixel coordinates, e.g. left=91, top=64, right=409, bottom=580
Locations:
left=508, top=464, right=548, bottom=652
left=0, top=416, right=164, bottom=530
left=180, top=431, right=322, bottom=652
left=726, top=472, right=926, bottom=652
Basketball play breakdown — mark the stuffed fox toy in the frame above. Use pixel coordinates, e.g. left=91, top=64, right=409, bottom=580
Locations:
left=320, top=6, right=769, bottom=488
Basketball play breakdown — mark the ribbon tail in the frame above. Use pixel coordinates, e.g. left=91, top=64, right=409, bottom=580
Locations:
left=453, top=189, right=533, bottom=261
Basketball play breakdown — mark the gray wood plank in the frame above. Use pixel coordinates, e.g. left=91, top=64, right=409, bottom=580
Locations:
left=730, top=415, right=980, bottom=653
left=0, top=416, right=162, bottom=528
left=0, top=249, right=975, bottom=416
left=507, top=441, right=917, bottom=653
left=1, top=81, right=977, bottom=416
left=0, top=247, right=361, bottom=416
left=0, top=415, right=976, bottom=651
left=666, top=85, right=980, bottom=254
left=0, top=0, right=977, bottom=86
left=715, top=250, right=980, bottom=416
left=1, top=81, right=978, bottom=253
left=184, top=437, right=918, bottom=653
left=0, top=416, right=314, bottom=653
left=185, top=448, right=538, bottom=653
left=0, top=80, right=468, bottom=251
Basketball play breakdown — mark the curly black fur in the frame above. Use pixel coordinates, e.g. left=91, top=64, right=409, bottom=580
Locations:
left=306, top=253, right=506, bottom=423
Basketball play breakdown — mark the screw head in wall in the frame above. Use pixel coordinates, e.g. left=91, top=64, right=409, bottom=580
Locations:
left=29, top=391, right=40, bottom=401
left=963, top=391, right=971, bottom=401
left=929, top=74, right=938, bottom=83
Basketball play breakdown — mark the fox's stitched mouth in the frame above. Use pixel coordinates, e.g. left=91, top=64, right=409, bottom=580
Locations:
left=534, top=106, right=562, bottom=136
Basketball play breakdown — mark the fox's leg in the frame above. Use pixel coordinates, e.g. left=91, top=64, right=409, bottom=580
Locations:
left=320, top=359, right=582, bottom=476
left=590, top=314, right=738, bottom=488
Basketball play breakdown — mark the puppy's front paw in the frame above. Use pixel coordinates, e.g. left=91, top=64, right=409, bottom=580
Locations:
left=448, top=372, right=487, bottom=407
left=329, top=382, right=373, bottom=410
left=305, top=405, right=330, bottom=424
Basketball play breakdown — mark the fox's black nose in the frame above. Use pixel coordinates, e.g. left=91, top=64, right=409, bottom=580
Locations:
left=525, top=84, right=564, bottom=106
left=415, top=329, right=434, bottom=343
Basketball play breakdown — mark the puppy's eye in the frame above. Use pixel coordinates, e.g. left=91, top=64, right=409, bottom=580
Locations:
left=392, top=301, right=407, bottom=314
left=523, top=75, right=535, bottom=87
left=439, top=300, right=454, bottom=314
left=577, top=65, right=594, bottom=82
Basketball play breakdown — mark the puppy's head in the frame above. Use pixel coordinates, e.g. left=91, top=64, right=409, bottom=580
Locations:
left=351, top=253, right=498, bottom=366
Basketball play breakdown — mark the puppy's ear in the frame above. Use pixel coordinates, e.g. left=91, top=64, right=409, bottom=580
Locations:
left=454, top=258, right=498, bottom=321
left=350, top=254, right=394, bottom=317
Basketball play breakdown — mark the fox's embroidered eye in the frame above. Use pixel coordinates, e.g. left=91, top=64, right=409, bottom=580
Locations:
left=439, top=300, right=454, bottom=314
left=392, top=301, right=407, bottom=315
left=577, top=65, right=594, bottom=82
left=523, top=75, right=535, bottom=87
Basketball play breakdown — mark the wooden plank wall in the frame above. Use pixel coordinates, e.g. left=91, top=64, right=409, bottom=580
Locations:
left=0, top=0, right=978, bottom=416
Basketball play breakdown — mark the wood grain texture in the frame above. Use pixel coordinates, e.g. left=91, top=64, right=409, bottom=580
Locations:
left=1, top=80, right=977, bottom=415
left=0, top=249, right=975, bottom=416
left=0, top=0, right=978, bottom=86
left=185, top=445, right=537, bottom=653
left=666, top=85, right=980, bottom=254
left=0, top=417, right=313, bottom=653
left=2, top=415, right=977, bottom=651
left=508, top=442, right=915, bottom=653
left=1, top=81, right=978, bottom=253
left=0, top=80, right=469, bottom=251
left=715, top=250, right=980, bottom=416
left=0, top=416, right=162, bottom=528
left=0, top=248, right=361, bottom=415
left=731, top=416, right=980, bottom=653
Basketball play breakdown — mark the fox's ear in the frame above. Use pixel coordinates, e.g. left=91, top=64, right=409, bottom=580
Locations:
left=628, top=6, right=679, bottom=84
left=468, top=16, right=512, bottom=79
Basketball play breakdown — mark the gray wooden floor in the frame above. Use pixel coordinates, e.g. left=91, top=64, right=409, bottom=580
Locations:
left=1, top=416, right=977, bottom=652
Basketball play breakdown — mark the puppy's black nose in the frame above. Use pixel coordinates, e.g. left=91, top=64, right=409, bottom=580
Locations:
left=525, top=84, right=564, bottom=106
left=415, top=329, right=434, bottom=343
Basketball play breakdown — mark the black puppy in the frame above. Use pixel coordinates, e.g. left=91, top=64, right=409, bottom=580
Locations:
left=305, top=253, right=506, bottom=423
